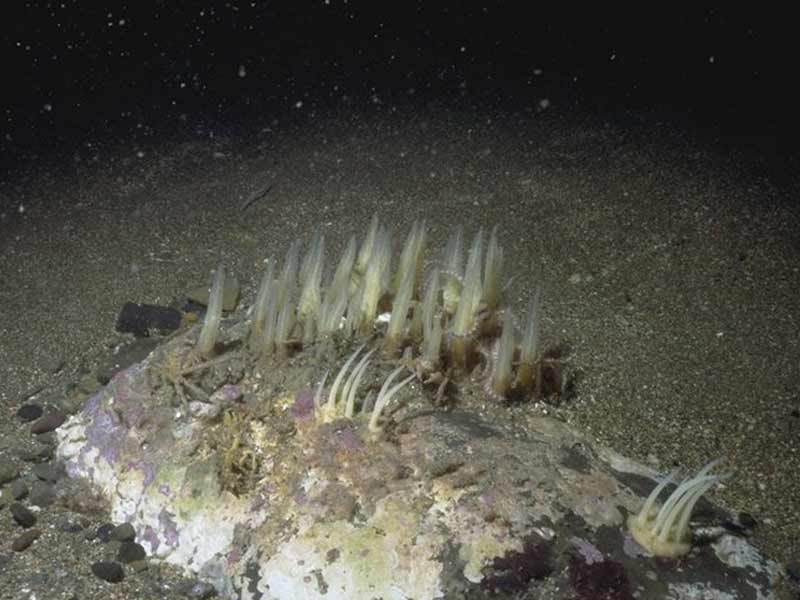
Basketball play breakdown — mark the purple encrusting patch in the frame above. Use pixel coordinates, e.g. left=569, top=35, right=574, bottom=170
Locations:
left=571, top=536, right=605, bottom=565
left=79, top=361, right=150, bottom=465
left=622, top=533, right=648, bottom=558
left=126, top=460, right=156, bottom=487
left=119, top=398, right=147, bottom=429
left=81, top=390, right=104, bottom=417
left=291, top=389, right=315, bottom=420
left=111, top=366, right=152, bottom=427
left=84, top=408, right=129, bottom=465
left=227, top=547, right=242, bottom=567
left=143, top=525, right=161, bottom=553
left=159, top=484, right=173, bottom=497
left=336, top=426, right=363, bottom=450
left=159, top=508, right=180, bottom=546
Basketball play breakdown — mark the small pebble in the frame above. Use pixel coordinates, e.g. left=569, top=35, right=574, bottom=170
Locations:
left=17, top=451, right=44, bottom=463
left=130, top=559, right=149, bottom=573
left=110, top=522, right=136, bottom=542
left=96, top=523, right=115, bottom=542
left=17, top=404, right=43, bottom=422
left=12, top=529, right=41, bottom=552
left=10, top=502, right=37, bottom=528
left=33, top=463, right=60, bottom=483
left=29, top=482, right=56, bottom=507
left=10, top=480, right=28, bottom=500
left=114, top=302, right=182, bottom=338
left=17, top=444, right=54, bottom=463
left=35, top=432, right=57, bottom=448
left=738, top=512, right=757, bottom=529
left=30, top=410, right=66, bottom=434
left=188, top=274, right=240, bottom=311
left=91, top=560, right=125, bottom=583
left=0, top=462, right=19, bottom=485
left=117, top=541, right=146, bottom=563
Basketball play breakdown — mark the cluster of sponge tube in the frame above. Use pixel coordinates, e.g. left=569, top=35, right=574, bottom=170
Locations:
left=198, top=215, right=542, bottom=410
left=193, top=215, right=731, bottom=556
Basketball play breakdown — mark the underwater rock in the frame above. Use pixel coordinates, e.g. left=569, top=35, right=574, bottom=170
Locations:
left=55, top=326, right=786, bottom=600
left=115, top=301, right=182, bottom=338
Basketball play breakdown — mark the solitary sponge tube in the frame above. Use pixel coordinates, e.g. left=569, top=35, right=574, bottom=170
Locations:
left=628, top=459, right=730, bottom=558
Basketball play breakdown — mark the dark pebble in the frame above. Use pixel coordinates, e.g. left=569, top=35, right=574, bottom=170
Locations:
left=35, top=432, right=57, bottom=447
left=115, top=302, right=182, bottom=338
left=10, top=502, right=36, bottom=528
left=30, top=410, right=66, bottom=434
left=110, top=522, right=136, bottom=542
left=12, top=529, right=41, bottom=551
left=33, top=462, right=61, bottom=483
left=91, top=560, right=125, bottom=583
left=17, top=404, right=43, bottom=422
left=96, top=523, right=115, bottom=542
left=787, top=561, right=800, bottom=582
left=130, top=559, right=149, bottom=573
left=738, top=512, right=757, bottom=529
left=29, top=481, right=56, bottom=507
left=10, top=479, right=28, bottom=500
left=0, top=462, right=19, bottom=485
left=117, top=541, right=146, bottom=564
left=17, top=444, right=54, bottom=463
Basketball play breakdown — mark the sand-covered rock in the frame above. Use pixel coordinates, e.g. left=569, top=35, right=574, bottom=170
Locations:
left=56, top=321, right=785, bottom=599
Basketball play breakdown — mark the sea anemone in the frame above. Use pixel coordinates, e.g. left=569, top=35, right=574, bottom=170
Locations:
left=316, top=343, right=376, bottom=422
left=367, top=365, right=415, bottom=433
left=313, top=344, right=414, bottom=436
left=628, top=459, right=731, bottom=557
